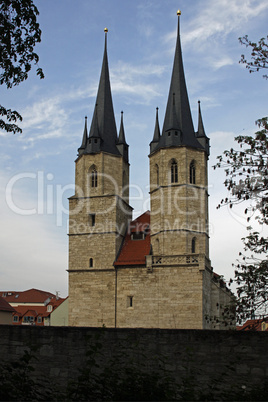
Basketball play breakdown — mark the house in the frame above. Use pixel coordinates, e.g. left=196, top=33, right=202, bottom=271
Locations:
left=68, top=10, right=234, bottom=329
left=237, top=318, right=268, bottom=331
left=0, top=296, right=15, bottom=325
left=1, top=289, right=68, bottom=326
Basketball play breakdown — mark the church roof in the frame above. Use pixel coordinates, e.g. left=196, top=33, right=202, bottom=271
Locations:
left=78, top=30, right=128, bottom=161
left=150, top=11, right=204, bottom=154
left=114, top=211, right=151, bottom=266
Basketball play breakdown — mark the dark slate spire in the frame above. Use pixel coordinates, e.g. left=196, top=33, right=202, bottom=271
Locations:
left=150, top=107, right=161, bottom=153
left=79, top=28, right=120, bottom=157
left=86, top=103, right=101, bottom=153
left=196, top=100, right=210, bottom=156
left=117, top=111, right=129, bottom=162
left=95, top=28, right=120, bottom=155
left=78, top=116, right=88, bottom=156
left=151, top=10, right=203, bottom=154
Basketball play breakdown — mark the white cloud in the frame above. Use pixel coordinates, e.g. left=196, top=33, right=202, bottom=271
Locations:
left=111, top=62, right=165, bottom=103
left=0, top=172, right=68, bottom=295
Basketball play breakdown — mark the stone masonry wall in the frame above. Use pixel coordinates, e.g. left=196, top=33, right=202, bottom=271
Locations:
left=0, top=325, right=267, bottom=395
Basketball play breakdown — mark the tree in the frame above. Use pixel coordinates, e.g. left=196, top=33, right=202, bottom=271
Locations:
left=214, top=118, right=268, bottom=323
left=239, top=35, right=268, bottom=79
left=214, top=34, right=268, bottom=325
left=0, top=0, right=44, bottom=134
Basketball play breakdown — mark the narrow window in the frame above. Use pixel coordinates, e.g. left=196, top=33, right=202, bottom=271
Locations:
left=89, top=258, right=93, bottom=268
left=190, top=161, right=196, bottom=184
left=91, top=169, right=98, bottom=188
left=171, top=160, right=178, bottom=183
left=155, top=164, right=159, bottom=186
left=191, top=237, right=196, bottom=253
left=127, top=296, right=133, bottom=308
left=89, top=213, right=95, bottom=227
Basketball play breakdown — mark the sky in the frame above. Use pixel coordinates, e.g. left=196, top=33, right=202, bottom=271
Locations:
left=0, top=0, right=267, bottom=298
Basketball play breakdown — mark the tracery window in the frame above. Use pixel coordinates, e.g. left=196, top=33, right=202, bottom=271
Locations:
left=91, top=168, right=98, bottom=188
left=171, top=160, right=178, bottom=183
left=190, top=161, right=196, bottom=184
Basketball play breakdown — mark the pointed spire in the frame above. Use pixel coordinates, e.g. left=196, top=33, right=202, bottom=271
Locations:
left=118, top=111, right=127, bottom=144
left=93, top=28, right=120, bottom=155
left=86, top=104, right=101, bottom=153
left=151, top=10, right=202, bottom=153
left=88, top=103, right=100, bottom=138
left=117, top=111, right=129, bottom=162
left=196, top=100, right=210, bottom=156
left=197, top=100, right=206, bottom=137
left=153, top=107, right=161, bottom=142
left=150, top=107, right=161, bottom=153
left=78, top=116, right=88, bottom=155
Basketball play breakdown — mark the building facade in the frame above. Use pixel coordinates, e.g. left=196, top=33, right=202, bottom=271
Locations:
left=68, top=12, right=234, bottom=329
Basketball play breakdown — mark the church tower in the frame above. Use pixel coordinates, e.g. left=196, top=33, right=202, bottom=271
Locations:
left=148, top=10, right=212, bottom=328
left=68, top=29, right=132, bottom=327
left=68, top=14, right=233, bottom=330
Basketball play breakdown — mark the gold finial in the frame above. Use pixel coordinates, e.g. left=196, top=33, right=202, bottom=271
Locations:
left=177, top=9, right=181, bottom=16
left=104, top=27, right=108, bottom=33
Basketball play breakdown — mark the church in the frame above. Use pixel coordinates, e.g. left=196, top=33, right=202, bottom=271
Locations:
left=68, top=11, right=234, bottom=329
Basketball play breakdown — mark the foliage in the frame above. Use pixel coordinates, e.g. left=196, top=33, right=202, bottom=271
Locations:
left=215, top=117, right=268, bottom=224
left=0, top=0, right=44, bottom=133
left=0, top=348, right=52, bottom=401
left=214, top=118, right=268, bottom=323
left=239, top=35, right=268, bottom=79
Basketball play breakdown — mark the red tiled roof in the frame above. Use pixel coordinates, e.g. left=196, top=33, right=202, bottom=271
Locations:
left=13, top=305, right=47, bottom=317
left=237, top=318, right=268, bottom=331
left=0, top=296, right=16, bottom=312
left=114, top=211, right=151, bottom=266
left=0, top=288, right=58, bottom=304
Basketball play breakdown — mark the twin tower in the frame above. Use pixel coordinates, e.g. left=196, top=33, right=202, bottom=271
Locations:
left=68, top=12, right=233, bottom=329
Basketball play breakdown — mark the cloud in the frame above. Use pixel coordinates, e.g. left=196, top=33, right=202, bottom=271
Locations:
left=0, top=172, right=68, bottom=295
left=163, top=0, right=268, bottom=71
left=111, top=61, right=165, bottom=104
left=184, top=0, right=268, bottom=46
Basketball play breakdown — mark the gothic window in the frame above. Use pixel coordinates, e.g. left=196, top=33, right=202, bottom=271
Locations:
left=190, top=161, right=196, bottom=184
left=91, top=169, right=98, bottom=188
left=171, top=160, right=178, bottom=183
left=89, top=258, right=93, bottom=268
left=155, top=164, right=159, bottom=186
left=191, top=237, right=196, bottom=253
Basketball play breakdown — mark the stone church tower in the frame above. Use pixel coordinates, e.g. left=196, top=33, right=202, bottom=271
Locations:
left=68, top=13, right=234, bottom=329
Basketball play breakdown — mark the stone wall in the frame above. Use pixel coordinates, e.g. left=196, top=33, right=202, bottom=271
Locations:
left=0, top=325, right=267, bottom=395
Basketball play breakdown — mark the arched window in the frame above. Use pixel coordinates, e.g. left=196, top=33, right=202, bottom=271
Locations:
left=155, top=164, right=159, bottom=186
left=91, top=169, right=98, bottom=188
left=190, top=161, right=196, bottom=184
left=171, top=160, right=178, bottom=183
left=89, top=258, right=93, bottom=268
left=191, top=237, right=196, bottom=254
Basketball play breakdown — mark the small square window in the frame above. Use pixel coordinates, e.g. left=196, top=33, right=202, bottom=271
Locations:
left=13, top=316, right=18, bottom=322
left=127, top=296, right=133, bottom=308
left=37, top=317, right=42, bottom=323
